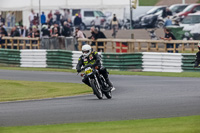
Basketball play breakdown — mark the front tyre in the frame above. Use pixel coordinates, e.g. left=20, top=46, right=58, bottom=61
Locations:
left=90, top=79, right=103, bottom=99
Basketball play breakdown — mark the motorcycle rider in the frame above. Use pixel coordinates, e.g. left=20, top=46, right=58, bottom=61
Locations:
left=194, top=43, right=200, bottom=68
left=76, top=44, right=113, bottom=90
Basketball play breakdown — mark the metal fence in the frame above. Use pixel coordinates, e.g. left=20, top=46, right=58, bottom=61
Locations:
left=1, top=36, right=76, bottom=50
left=40, top=37, right=76, bottom=50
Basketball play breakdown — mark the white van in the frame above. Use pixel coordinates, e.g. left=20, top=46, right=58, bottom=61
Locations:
left=71, top=9, right=106, bottom=30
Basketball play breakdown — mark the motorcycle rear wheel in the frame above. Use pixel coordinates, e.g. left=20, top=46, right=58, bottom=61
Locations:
left=104, top=91, right=112, bottom=99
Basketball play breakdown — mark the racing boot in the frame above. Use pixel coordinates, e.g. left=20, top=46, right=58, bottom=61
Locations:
left=105, top=77, right=114, bottom=91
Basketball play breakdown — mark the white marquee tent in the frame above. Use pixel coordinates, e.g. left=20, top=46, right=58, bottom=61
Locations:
left=0, top=0, right=144, bottom=27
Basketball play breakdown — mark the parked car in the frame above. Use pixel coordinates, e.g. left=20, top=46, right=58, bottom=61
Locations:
left=133, top=6, right=167, bottom=28
left=173, top=4, right=200, bottom=21
left=71, top=9, right=106, bottom=30
left=169, top=4, right=188, bottom=15
left=180, top=11, right=200, bottom=33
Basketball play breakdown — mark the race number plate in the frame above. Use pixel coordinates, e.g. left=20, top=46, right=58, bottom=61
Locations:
left=85, top=67, right=92, bottom=75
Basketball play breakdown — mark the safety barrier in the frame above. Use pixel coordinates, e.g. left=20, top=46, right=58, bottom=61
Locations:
left=102, top=53, right=143, bottom=71
left=0, top=49, right=199, bottom=73
left=142, top=52, right=183, bottom=72
left=46, top=50, right=73, bottom=69
left=78, top=38, right=200, bottom=53
left=0, top=49, right=20, bottom=67
left=72, top=51, right=82, bottom=69
left=182, top=53, right=200, bottom=72
left=20, top=50, right=47, bottom=68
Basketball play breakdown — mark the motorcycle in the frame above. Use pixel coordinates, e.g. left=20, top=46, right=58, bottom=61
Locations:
left=145, top=28, right=158, bottom=47
left=78, top=65, right=112, bottom=99
left=121, top=19, right=131, bottom=30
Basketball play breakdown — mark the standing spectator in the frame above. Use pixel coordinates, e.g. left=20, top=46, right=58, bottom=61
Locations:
left=10, top=26, right=20, bottom=46
left=48, top=10, right=53, bottom=20
left=93, top=28, right=106, bottom=52
left=166, top=8, right=173, bottom=16
left=0, top=15, right=5, bottom=25
left=35, top=13, right=39, bottom=26
left=28, top=27, right=32, bottom=38
left=63, top=9, right=68, bottom=22
left=74, top=13, right=82, bottom=28
left=94, top=16, right=101, bottom=31
left=74, top=27, right=85, bottom=39
left=61, top=21, right=71, bottom=37
left=6, top=12, right=11, bottom=27
left=51, top=27, right=60, bottom=37
left=51, top=22, right=60, bottom=35
left=111, top=14, right=118, bottom=37
left=0, top=27, right=8, bottom=47
left=164, top=16, right=172, bottom=27
left=78, top=11, right=82, bottom=18
left=0, top=27, right=8, bottom=37
left=162, top=8, right=172, bottom=18
left=10, top=26, right=20, bottom=37
left=62, top=9, right=72, bottom=25
left=41, top=24, right=50, bottom=37
left=67, top=9, right=72, bottom=23
left=74, top=27, right=85, bottom=50
left=54, top=10, right=62, bottom=25
left=30, top=26, right=40, bottom=38
left=29, top=9, right=35, bottom=27
left=88, top=26, right=96, bottom=46
left=160, top=28, right=177, bottom=53
left=41, top=12, right=46, bottom=25
left=11, top=12, right=15, bottom=27
left=19, top=25, right=28, bottom=37
left=47, top=10, right=53, bottom=25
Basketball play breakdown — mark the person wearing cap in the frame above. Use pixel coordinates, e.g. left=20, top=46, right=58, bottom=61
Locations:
left=74, top=13, right=82, bottom=28
left=194, top=43, right=200, bottom=68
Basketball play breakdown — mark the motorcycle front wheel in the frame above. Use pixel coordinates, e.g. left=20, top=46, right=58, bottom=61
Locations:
left=90, top=79, right=103, bottom=99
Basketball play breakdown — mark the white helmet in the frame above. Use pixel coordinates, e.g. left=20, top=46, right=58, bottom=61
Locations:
left=82, top=44, right=92, bottom=57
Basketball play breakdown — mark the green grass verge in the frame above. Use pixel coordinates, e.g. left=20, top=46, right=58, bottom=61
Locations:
left=1, top=67, right=200, bottom=78
left=1, top=115, right=200, bottom=133
left=109, top=71, right=200, bottom=77
left=0, top=67, right=77, bottom=73
left=139, top=0, right=160, bottom=6
left=0, top=79, right=91, bottom=102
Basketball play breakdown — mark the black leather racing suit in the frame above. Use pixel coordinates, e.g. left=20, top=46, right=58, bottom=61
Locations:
left=194, top=51, right=200, bottom=67
left=76, top=51, right=113, bottom=88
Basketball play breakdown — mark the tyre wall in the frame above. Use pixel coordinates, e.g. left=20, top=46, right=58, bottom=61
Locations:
left=0, top=49, right=199, bottom=72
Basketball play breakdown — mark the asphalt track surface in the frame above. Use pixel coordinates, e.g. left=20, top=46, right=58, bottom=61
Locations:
left=0, top=70, right=200, bottom=126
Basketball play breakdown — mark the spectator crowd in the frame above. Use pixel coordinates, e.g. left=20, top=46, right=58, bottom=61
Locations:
left=0, top=9, right=86, bottom=40
left=0, top=9, right=108, bottom=51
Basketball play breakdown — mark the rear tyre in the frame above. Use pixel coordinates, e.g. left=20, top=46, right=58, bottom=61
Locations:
left=90, top=79, right=103, bottom=99
left=104, top=91, right=112, bottom=99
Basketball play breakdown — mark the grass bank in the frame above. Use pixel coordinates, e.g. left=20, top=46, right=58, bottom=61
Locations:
left=1, top=115, right=200, bottom=133
left=0, top=79, right=90, bottom=102
left=139, top=0, right=160, bottom=6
